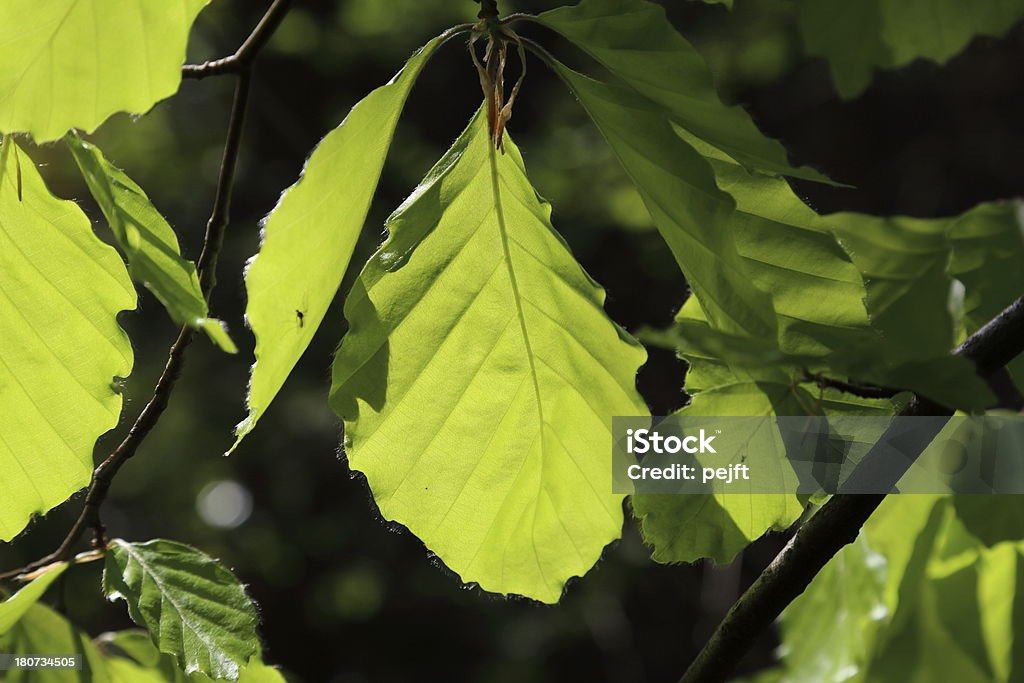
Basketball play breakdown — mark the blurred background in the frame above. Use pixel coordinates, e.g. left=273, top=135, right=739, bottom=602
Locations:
left=6, top=0, right=1024, bottom=681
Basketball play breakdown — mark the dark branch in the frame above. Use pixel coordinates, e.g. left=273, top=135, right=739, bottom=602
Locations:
left=1, top=1, right=286, bottom=583
left=679, top=293, right=1024, bottom=683
left=801, top=370, right=900, bottom=400
left=183, top=0, right=294, bottom=79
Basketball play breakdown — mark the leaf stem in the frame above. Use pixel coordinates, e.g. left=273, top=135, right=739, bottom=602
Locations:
left=0, top=0, right=290, bottom=583
left=677, top=293, right=1024, bottom=683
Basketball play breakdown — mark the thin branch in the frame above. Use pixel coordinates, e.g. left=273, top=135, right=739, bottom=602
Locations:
left=800, top=370, right=900, bottom=400
left=183, top=0, right=294, bottom=79
left=678, top=293, right=1024, bottom=683
left=1, top=1, right=287, bottom=583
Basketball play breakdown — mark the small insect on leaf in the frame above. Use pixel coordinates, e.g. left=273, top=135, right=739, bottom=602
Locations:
left=295, top=309, right=305, bottom=328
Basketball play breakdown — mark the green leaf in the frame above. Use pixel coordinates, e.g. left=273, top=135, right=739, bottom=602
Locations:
left=632, top=379, right=892, bottom=564
left=330, top=111, right=648, bottom=603
left=770, top=537, right=889, bottom=683
left=546, top=63, right=778, bottom=341
left=65, top=132, right=235, bottom=353
left=0, top=0, right=212, bottom=142
left=0, top=139, right=135, bottom=542
left=0, top=562, right=68, bottom=634
left=769, top=496, right=1024, bottom=683
left=0, top=603, right=111, bottom=682
left=103, top=539, right=261, bottom=681
left=234, top=33, right=450, bottom=451
left=828, top=210, right=995, bottom=411
left=797, top=0, right=1024, bottom=97
left=947, top=201, right=1024, bottom=389
left=99, top=630, right=287, bottom=683
left=533, top=0, right=829, bottom=181
left=953, top=496, right=1024, bottom=547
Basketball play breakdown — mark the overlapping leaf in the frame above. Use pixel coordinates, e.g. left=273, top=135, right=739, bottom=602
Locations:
left=66, top=132, right=235, bottom=353
left=235, top=33, right=452, bottom=450
left=532, top=0, right=829, bottom=181
left=99, top=630, right=287, bottom=683
left=0, top=562, right=67, bottom=634
left=103, top=539, right=261, bottom=681
left=766, top=495, right=1024, bottom=682
left=0, top=139, right=135, bottom=542
left=330, top=111, right=648, bottom=603
left=797, top=0, right=1024, bottom=97
left=631, top=375, right=894, bottom=564
left=0, top=0, right=212, bottom=142
left=0, top=603, right=111, bottom=682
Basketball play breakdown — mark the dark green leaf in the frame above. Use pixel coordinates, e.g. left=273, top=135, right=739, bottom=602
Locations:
left=103, top=539, right=261, bottom=681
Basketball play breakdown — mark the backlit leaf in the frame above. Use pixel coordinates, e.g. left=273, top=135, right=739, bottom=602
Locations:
left=0, top=139, right=135, bottom=541
left=330, top=111, right=648, bottom=603
left=66, top=132, right=235, bottom=353
left=234, top=33, right=452, bottom=451
left=533, top=0, right=829, bottom=181
left=0, top=603, right=110, bottom=682
left=0, top=0, right=213, bottom=142
left=0, top=562, right=68, bottom=634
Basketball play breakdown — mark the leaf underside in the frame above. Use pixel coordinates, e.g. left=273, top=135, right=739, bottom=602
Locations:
left=0, top=140, right=135, bottom=542
left=330, top=110, right=648, bottom=603
left=234, top=34, right=448, bottom=451
left=0, top=0, right=212, bottom=142
left=66, top=132, right=235, bottom=353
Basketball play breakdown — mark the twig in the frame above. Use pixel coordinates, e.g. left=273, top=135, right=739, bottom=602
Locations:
left=800, top=370, right=900, bottom=400
left=183, top=0, right=294, bottom=79
left=0, top=0, right=288, bottom=583
left=678, top=294, right=1024, bottom=683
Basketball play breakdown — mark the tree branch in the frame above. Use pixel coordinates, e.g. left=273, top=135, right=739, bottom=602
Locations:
left=1, top=0, right=289, bottom=583
left=678, top=293, right=1024, bottom=683
left=800, top=370, right=900, bottom=400
left=182, top=0, right=294, bottom=79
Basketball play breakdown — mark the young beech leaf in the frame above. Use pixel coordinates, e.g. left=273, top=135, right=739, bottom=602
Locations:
left=0, top=603, right=112, bottom=682
left=330, top=110, right=649, bottom=604
left=234, top=31, right=454, bottom=452
left=798, top=0, right=1024, bottom=98
left=532, top=0, right=831, bottom=182
left=66, top=132, right=236, bottom=353
left=103, top=539, right=261, bottom=682
left=0, top=139, right=135, bottom=542
left=0, top=0, right=212, bottom=142
left=0, top=562, right=68, bottom=635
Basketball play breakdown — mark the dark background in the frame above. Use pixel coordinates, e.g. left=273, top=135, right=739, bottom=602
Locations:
left=5, top=0, right=1024, bottom=681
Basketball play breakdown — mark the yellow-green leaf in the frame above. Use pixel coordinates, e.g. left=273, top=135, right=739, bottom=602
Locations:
left=0, top=562, right=68, bottom=635
left=0, top=139, right=135, bottom=541
left=0, top=0, right=213, bottom=142
left=330, top=111, right=648, bottom=603
left=66, top=132, right=235, bottom=353
left=234, top=33, right=451, bottom=451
